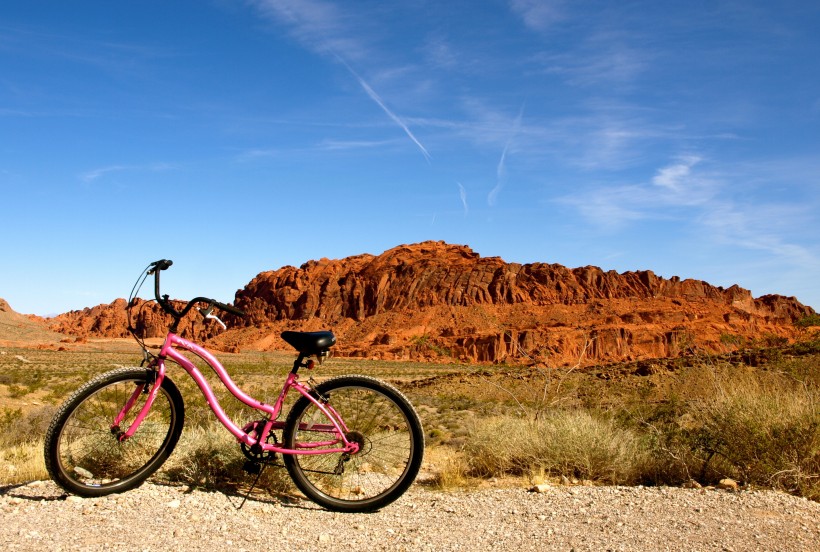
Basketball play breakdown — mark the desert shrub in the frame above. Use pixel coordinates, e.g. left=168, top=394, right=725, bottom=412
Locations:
left=636, top=414, right=726, bottom=487
left=0, top=405, right=57, bottom=447
left=462, top=410, right=646, bottom=484
left=795, top=314, right=820, bottom=329
left=694, top=376, right=820, bottom=499
left=719, top=333, right=745, bottom=348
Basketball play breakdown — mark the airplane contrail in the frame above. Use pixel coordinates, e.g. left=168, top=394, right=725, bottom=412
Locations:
left=339, top=58, right=432, bottom=162
left=489, top=104, right=525, bottom=206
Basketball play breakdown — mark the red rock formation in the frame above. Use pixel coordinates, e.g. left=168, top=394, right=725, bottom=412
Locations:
left=49, top=241, right=815, bottom=366
left=49, top=298, right=218, bottom=342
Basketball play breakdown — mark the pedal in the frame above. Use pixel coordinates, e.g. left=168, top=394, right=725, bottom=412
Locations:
left=242, top=460, right=261, bottom=475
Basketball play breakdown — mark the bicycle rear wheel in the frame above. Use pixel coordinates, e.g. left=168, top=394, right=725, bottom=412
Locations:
left=283, top=375, right=424, bottom=512
left=44, top=367, right=184, bottom=497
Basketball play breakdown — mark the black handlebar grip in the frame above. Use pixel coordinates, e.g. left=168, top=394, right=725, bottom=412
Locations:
left=216, top=301, right=245, bottom=317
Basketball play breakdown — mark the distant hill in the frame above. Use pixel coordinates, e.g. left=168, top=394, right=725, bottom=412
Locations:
left=45, top=241, right=815, bottom=366
left=0, top=298, right=68, bottom=346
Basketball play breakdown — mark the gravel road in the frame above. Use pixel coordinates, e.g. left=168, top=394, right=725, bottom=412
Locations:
left=2, top=481, right=819, bottom=551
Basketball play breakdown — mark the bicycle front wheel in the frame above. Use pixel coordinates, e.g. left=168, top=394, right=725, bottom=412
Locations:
left=44, top=367, right=185, bottom=497
left=283, top=375, right=424, bottom=512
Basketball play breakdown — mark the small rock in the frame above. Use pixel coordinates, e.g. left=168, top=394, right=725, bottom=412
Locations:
left=718, top=478, right=739, bottom=491
left=166, top=499, right=181, bottom=508
left=529, top=484, right=551, bottom=494
left=683, top=480, right=702, bottom=489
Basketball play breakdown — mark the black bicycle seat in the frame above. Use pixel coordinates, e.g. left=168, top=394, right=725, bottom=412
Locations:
left=281, top=331, right=336, bottom=354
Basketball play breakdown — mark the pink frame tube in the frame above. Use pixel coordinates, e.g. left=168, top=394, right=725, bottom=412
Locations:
left=120, top=364, right=167, bottom=440
left=124, top=332, right=358, bottom=455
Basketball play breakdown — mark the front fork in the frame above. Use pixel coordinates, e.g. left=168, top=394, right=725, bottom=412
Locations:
left=112, top=365, right=166, bottom=442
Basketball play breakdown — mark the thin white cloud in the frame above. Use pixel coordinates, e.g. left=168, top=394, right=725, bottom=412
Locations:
left=236, top=137, right=404, bottom=160
left=563, top=183, right=652, bottom=229
left=488, top=150, right=506, bottom=207
left=652, top=155, right=702, bottom=191
left=539, top=42, right=650, bottom=88
left=80, top=165, right=128, bottom=182
left=702, top=201, right=819, bottom=268
left=317, top=138, right=399, bottom=151
left=498, top=104, right=525, bottom=179
left=509, top=0, right=566, bottom=31
left=80, top=163, right=173, bottom=182
left=562, top=154, right=820, bottom=286
left=559, top=154, right=719, bottom=228
left=424, top=35, right=460, bottom=70
left=452, top=98, right=666, bottom=173
left=0, top=108, right=35, bottom=117
left=249, top=0, right=366, bottom=60
left=457, top=182, right=469, bottom=216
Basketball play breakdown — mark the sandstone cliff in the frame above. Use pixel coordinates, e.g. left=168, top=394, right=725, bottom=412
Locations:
left=217, top=241, right=813, bottom=365
left=48, top=242, right=815, bottom=365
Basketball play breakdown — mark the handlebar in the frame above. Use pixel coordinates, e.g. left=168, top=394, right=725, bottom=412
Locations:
left=148, top=259, right=245, bottom=327
left=148, top=259, right=173, bottom=274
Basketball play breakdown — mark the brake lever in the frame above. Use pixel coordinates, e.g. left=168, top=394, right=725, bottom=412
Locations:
left=198, top=305, right=227, bottom=330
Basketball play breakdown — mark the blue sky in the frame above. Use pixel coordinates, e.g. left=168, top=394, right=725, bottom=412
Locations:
left=2, top=0, right=819, bottom=316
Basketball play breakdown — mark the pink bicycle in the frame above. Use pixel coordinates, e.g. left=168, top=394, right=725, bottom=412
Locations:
left=44, top=260, right=424, bottom=512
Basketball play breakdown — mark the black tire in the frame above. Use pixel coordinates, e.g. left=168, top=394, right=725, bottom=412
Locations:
left=283, top=375, right=424, bottom=512
left=44, top=367, right=184, bottom=497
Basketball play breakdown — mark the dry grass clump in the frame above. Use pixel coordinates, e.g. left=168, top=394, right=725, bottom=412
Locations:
left=0, top=406, right=53, bottom=484
left=424, top=446, right=471, bottom=490
left=0, top=441, right=47, bottom=484
left=463, top=410, right=646, bottom=485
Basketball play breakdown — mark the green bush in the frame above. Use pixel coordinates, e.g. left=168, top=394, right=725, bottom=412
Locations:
left=795, top=314, right=820, bottom=329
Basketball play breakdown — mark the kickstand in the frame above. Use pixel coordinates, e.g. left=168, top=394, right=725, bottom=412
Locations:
left=236, top=462, right=265, bottom=511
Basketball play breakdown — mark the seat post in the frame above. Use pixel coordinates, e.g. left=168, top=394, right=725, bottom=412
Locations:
left=291, top=353, right=306, bottom=374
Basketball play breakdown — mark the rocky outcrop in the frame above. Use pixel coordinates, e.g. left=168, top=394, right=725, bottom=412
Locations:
left=219, top=241, right=813, bottom=365
left=49, top=298, right=219, bottom=342
left=48, top=241, right=815, bottom=366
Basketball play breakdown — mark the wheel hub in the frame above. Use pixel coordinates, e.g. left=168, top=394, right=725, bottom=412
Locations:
left=345, top=430, right=370, bottom=455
